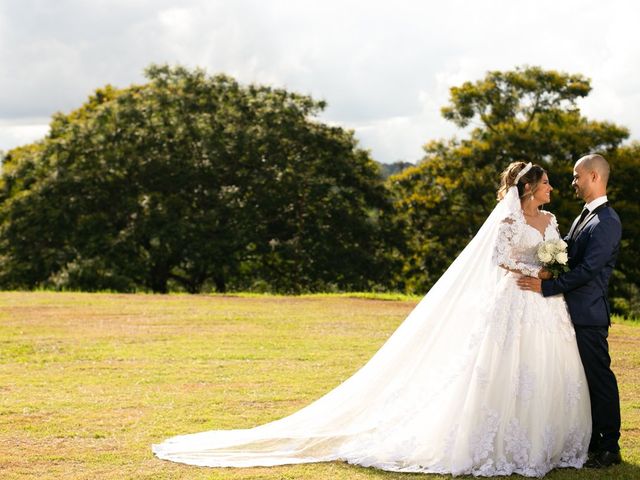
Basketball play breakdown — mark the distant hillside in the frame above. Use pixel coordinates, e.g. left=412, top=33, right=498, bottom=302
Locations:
left=376, top=161, right=414, bottom=179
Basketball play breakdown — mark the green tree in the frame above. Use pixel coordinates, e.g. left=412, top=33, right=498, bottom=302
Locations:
left=608, top=142, right=640, bottom=317
left=0, top=65, right=398, bottom=293
left=388, top=66, right=630, bottom=297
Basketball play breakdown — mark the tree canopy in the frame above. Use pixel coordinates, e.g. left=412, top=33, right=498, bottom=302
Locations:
left=388, top=66, right=633, bottom=307
left=607, top=142, right=640, bottom=316
left=0, top=65, right=398, bottom=293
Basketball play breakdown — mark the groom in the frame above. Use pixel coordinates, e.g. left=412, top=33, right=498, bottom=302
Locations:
left=517, top=154, right=622, bottom=468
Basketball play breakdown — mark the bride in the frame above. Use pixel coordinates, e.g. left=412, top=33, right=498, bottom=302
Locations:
left=153, top=161, right=590, bottom=477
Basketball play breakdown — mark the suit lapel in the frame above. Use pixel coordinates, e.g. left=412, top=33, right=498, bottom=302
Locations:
left=566, top=217, right=581, bottom=242
left=572, top=202, right=609, bottom=240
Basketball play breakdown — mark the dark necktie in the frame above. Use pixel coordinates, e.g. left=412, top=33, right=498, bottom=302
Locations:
left=571, top=207, right=590, bottom=238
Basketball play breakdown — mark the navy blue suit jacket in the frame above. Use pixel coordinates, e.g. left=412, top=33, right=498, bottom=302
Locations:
left=541, top=203, right=621, bottom=326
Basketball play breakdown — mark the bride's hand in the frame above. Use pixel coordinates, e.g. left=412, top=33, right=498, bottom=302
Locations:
left=538, top=268, right=553, bottom=280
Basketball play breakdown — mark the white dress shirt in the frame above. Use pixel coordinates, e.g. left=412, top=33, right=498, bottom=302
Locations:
left=584, top=195, right=608, bottom=212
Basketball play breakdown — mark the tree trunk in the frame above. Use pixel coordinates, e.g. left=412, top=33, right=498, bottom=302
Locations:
left=214, top=274, right=226, bottom=293
left=149, top=263, right=169, bottom=293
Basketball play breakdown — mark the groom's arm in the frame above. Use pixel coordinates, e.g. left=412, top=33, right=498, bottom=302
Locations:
left=540, top=216, right=621, bottom=297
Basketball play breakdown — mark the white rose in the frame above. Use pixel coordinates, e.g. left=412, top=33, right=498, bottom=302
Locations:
left=537, top=243, right=549, bottom=256
left=556, top=252, right=568, bottom=265
left=547, top=243, right=560, bottom=255
left=539, top=251, right=553, bottom=263
left=554, top=239, right=568, bottom=250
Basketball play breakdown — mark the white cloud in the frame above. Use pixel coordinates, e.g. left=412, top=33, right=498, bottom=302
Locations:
left=1, top=0, right=639, bottom=162
left=0, top=121, right=50, bottom=153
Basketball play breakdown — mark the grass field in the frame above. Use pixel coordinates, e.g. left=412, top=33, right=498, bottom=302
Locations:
left=1, top=291, right=639, bottom=479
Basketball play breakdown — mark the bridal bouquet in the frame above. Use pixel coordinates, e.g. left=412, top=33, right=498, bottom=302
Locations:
left=536, top=239, right=569, bottom=277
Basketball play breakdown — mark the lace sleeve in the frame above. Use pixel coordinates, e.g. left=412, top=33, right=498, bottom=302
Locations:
left=493, top=217, right=541, bottom=278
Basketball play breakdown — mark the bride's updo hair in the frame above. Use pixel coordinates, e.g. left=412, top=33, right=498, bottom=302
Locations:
left=497, top=161, right=546, bottom=200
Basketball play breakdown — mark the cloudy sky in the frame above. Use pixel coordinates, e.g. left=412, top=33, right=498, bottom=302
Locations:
left=1, top=0, right=639, bottom=163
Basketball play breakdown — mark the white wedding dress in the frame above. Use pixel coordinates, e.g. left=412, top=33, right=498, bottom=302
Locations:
left=153, top=187, right=590, bottom=477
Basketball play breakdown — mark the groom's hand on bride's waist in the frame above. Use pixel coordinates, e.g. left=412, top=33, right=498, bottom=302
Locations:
left=517, top=276, right=542, bottom=293
left=538, top=268, right=553, bottom=280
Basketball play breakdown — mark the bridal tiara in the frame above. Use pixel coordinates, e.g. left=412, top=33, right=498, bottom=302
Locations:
left=514, top=162, right=533, bottom=185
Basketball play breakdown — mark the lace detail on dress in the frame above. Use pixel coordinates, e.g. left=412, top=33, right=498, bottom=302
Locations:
left=470, top=409, right=500, bottom=464
left=505, top=418, right=531, bottom=466
left=559, top=428, right=588, bottom=467
left=493, top=210, right=550, bottom=278
left=542, top=426, right=555, bottom=465
left=547, top=211, right=559, bottom=235
left=565, top=374, right=583, bottom=410
left=515, top=364, right=535, bottom=404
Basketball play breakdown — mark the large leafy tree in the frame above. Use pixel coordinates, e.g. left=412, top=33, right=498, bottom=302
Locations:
left=388, top=66, right=630, bottom=299
left=0, top=65, right=398, bottom=293
left=607, top=142, right=640, bottom=316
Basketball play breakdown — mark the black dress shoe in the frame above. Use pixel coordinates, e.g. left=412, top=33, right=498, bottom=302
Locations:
left=585, top=450, right=622, bottom=468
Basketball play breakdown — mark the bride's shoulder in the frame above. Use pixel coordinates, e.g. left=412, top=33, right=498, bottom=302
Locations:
left=499, top=212, right=521, bottom=225
left=540, top=209, right=558, bottom=223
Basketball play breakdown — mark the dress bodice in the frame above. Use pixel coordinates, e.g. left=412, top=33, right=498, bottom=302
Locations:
left=513, top=218, right=559, bottom=264
left=493, top=210, right=559, bottom=277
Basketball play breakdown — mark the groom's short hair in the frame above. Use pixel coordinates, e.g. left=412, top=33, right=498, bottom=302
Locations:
left=579, top=154, right=610, bottom=185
